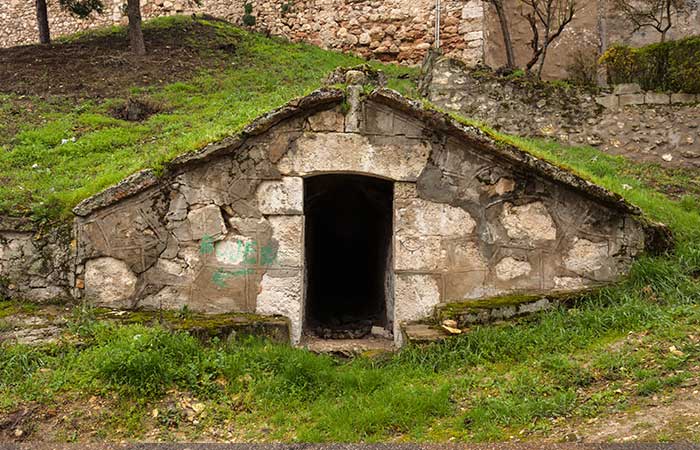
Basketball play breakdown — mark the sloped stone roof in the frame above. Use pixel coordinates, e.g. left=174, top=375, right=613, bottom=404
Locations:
left=73, top=87, right=642, bottom=219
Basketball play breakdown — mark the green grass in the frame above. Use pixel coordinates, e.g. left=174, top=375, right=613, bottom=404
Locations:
left=0, top=15, right=417, bottom=221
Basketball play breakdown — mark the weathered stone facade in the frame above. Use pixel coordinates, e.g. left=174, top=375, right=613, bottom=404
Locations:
left=48, top=84, right=659, bottom=346
left=426, top=57, right=700, bottom=168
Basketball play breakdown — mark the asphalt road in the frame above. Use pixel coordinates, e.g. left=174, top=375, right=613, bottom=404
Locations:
left=1, top=443, right=700, bottom=450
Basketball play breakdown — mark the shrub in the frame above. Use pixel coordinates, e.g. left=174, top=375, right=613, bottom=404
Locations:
left=242, top=3, right=256, bottom=27
left=566, top=47, right=599, bottom=87
left=600, top=36, right=700, bottom=93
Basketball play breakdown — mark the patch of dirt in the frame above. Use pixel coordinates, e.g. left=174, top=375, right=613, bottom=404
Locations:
left=550, top=377, right=700, bottom=443
left=110, top=97, right=163, bottom=121
left=0, top=16, right=238, bottom=99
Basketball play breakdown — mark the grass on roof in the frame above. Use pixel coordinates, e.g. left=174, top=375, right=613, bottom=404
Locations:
left=0, top=15, right=417, bottom=222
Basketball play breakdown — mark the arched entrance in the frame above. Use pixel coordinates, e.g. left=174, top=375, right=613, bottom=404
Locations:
left=303, top=174, right=394, bottom=339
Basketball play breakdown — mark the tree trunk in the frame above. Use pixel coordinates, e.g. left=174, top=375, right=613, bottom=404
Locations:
left=127, top=0, right=146, bottom=55
left=36, top=0, right=50, bottom=44
left=493, top=0, right=516, bottom=68
left=537, top=40, right=549, bottom=78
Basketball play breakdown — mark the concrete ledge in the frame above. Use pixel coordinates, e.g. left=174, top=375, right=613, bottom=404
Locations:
left=597, top=88, right=698, bottom=109
left=4, top=444, right=700, bottom=450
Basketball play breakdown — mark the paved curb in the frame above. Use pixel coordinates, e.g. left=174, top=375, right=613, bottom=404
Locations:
left=2, top=443, right=700, bottom=450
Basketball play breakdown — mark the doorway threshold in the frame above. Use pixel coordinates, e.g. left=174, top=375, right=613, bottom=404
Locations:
left=301, top=335, right=396, bottom=356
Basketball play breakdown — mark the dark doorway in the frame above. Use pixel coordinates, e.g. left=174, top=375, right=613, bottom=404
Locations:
left=304, top=174, right=393, bottom=339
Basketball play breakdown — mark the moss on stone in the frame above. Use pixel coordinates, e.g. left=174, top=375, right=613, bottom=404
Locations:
left=437, top=289, right=598, bottom=321
left=95, top=308, right=290, bottom=343
left=0, top=300, right=42, bottom=318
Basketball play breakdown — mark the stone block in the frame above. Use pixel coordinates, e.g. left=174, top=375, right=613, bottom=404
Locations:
left=84, top=257, right=137, bottom=308
left=177, top=161, right=236, bottom=206
left=618, top=93, right=645, bottom=106
left=138, top=285, right=189, bottom=310
left=395, top=235, right=446, bottom=271
left=278, top=132, right=430, bottom=181
left=595, top=95, right=619, bottom=109
left=255, top=177, right=303, bottom=215
left=494, top=256, right=532, bottom=280
left=564, top=238, right=608, bottom=275
left=395, top=197, right=476, bottom=236
left=307, top=109, right=345, bottom=132
left=613, top=83, right=641, bottom=94
left=78, top=196, right=168, bottom=273
left=363, top=103, right=427, bottom=138
left=500, top=201, right=557, bottom=243
left=446, top=240, right=487, bottom=270
left=462, top=4, right=483, bottom=19
left=644, top=92, right=670, bottom=105
left=268, top=215, right=303, bottom=267
left=256, top=269, right=302, bottom=343
left=394, top=273, right=441, bottom=325
left=443, top=271, right=490, bottom=301
left=671, top=93, right=698, bottom=104
left=190, top=265, right=255, bottom=313
left=553, top=276, right=586, bottom=290
left=213, top=236, right=258, bottom=266
left=188, top=205, right=227, bottom=241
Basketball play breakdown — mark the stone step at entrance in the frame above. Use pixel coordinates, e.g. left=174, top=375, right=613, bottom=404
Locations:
left=401, top=323, right=451, bottom=344
left=402, top=291, right=595, bottom=345
left=301, top=335, right=396, bottom=356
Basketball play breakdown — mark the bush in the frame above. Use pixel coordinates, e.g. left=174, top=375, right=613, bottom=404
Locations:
left=242, top=2, right=256, bottom=27
left=600, top=36, right=700, bottom=93
left=566, top=47, right=599, bottom=87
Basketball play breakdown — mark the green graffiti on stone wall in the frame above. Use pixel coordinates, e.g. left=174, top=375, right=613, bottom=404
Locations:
left=200, top=234, right=278, bottom=287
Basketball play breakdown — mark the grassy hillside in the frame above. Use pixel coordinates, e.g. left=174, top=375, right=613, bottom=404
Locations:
left=0, top=15, right=415, bottom=221
left=1, top=15, right=700, bottom=444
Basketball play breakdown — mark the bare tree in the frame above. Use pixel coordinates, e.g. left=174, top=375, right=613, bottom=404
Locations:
left=486, top=0, right=517, bottom=68
left=125, top=0, right=202, bottom=56
left=36, top=0, right=51, bottom=44
left=520, top=0, right=577, bottom=78
left=35, top=0, right=104, bottom=45
left=612, top=0, right=687, bottom=42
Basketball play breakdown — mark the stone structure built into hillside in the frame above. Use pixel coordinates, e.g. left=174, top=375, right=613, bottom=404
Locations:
left=1, top=0, right=697, bottom=78
left=0, top=78, right=669, bottom=346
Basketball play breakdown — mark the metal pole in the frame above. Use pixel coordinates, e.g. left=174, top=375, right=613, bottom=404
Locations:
left=435, top=0, right=441, bottom=49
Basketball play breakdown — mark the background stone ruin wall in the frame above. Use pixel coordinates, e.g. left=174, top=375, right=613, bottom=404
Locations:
left=427, top=57, right=700, bottom=168
left=70, top=92, right=647, bottom=344
left=2, top=0, right=696, bottom=77
left=0, top=0, right=485, bottom=65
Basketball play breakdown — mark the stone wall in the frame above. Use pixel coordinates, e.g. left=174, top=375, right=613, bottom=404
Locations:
left=0, top=0, right=485, bottom=64
left=66, top=85, right=654, bottom=345
left=0, top=217, right=72, bottom=302
left=2, top=0, right=696, bottom=77
left=427, top=57, right=700, bottom=167
left=596, top=83, right=700, bottom=109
